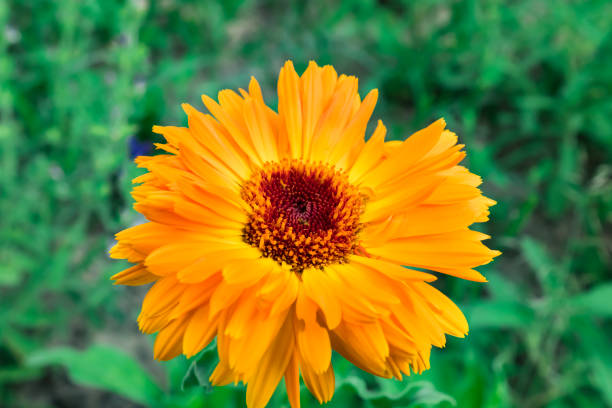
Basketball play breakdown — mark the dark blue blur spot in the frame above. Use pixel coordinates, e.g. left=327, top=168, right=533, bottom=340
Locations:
left=128, top=136, right=152, bottom=158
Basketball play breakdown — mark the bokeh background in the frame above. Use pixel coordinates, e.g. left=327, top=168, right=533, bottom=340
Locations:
left=1, top=0, right=611, bottom=407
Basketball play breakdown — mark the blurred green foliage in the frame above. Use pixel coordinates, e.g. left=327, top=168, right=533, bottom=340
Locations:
left=1, top=0, right=611, bottom=407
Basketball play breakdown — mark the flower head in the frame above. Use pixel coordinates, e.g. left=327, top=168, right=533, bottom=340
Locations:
left=111, top=61, right=500, bottom=408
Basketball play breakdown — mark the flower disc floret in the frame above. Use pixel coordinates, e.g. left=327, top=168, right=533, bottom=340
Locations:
left=242, top=159, right=364, bottom=271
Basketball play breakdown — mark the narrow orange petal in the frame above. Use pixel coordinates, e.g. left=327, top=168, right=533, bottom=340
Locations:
left=153, top=314, right=191, bottom=361
left=278, top=61, right=303, bottom=159
left=110, top=263, right=157, bottom=286
left=300, top=358, right=335, bottom=404
left=284, top=351, right=301, bottom=408
left=245, top=314, right=295, bottom=408
left=183, top=304, right=219, bottom=358
left=360, top=118, right=446, bottom=189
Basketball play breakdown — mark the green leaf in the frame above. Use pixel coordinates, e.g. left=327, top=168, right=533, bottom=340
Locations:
left=464, top=301, right=534, bottom=329
left=181, top=340, right=218, bottom=391
left=520, top=237, right=563, bottom=291
left=568, top=283, right=612, bottom=317
left=0, top=366, right=41, bottom=383
left=573, top=317, right=612, bottom=406
left=520, top=237, right=554, bottom=276
left=485, top=272, right=523, bottom=302
left=337, top=376, right=455, bottom=407
left=26, top=344, right=161, bottom=405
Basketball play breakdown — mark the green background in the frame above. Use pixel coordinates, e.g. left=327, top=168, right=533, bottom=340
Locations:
left=1, top=0, right=611, bottom=407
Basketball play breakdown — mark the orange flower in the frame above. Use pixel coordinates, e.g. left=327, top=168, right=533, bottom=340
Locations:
left=110, top=61, right=500, bottom=408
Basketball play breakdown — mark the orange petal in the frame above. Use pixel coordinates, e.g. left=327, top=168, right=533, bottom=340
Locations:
left=349, top=120, right=387, bottom=184
left=301, top=268, right=342, bottom=329
left=300, top=358, right=335, bottom=404
left=153, top=314, right=191, bottom=361
left=366, top=230, right=499, bottom=281
left=284, top=351, right=301, bottom=408
left=349, top=255, right=436, bottom=282
left=222, top=257, right=276, bottom=287
left=110, top=263, right=157, bottom=286
left=245, top=314, right=295, bottom=408
left=329, top=88, right=378, bottom=165
left=177, top=246, right=262, bottom=283
left=295, top=290, right=332, bottom=374
left=360, top=118, right=446, bottom=189
left=278, top=61, right=303, bottom=159
left=183, top=304, right=219, bottom=358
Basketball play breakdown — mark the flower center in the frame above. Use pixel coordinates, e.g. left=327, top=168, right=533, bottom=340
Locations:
left=241, top=159, right=364, bottom=272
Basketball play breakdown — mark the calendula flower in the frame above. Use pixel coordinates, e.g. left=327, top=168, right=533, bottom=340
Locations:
left=110, top=61, right=499, bottom=408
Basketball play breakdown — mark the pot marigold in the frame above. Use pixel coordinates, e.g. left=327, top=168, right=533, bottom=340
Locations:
left=110, top=61, right=500, bottom=408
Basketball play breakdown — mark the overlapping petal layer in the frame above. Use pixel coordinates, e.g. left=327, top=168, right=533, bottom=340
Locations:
left=111, top=60, right=499, bottom=408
